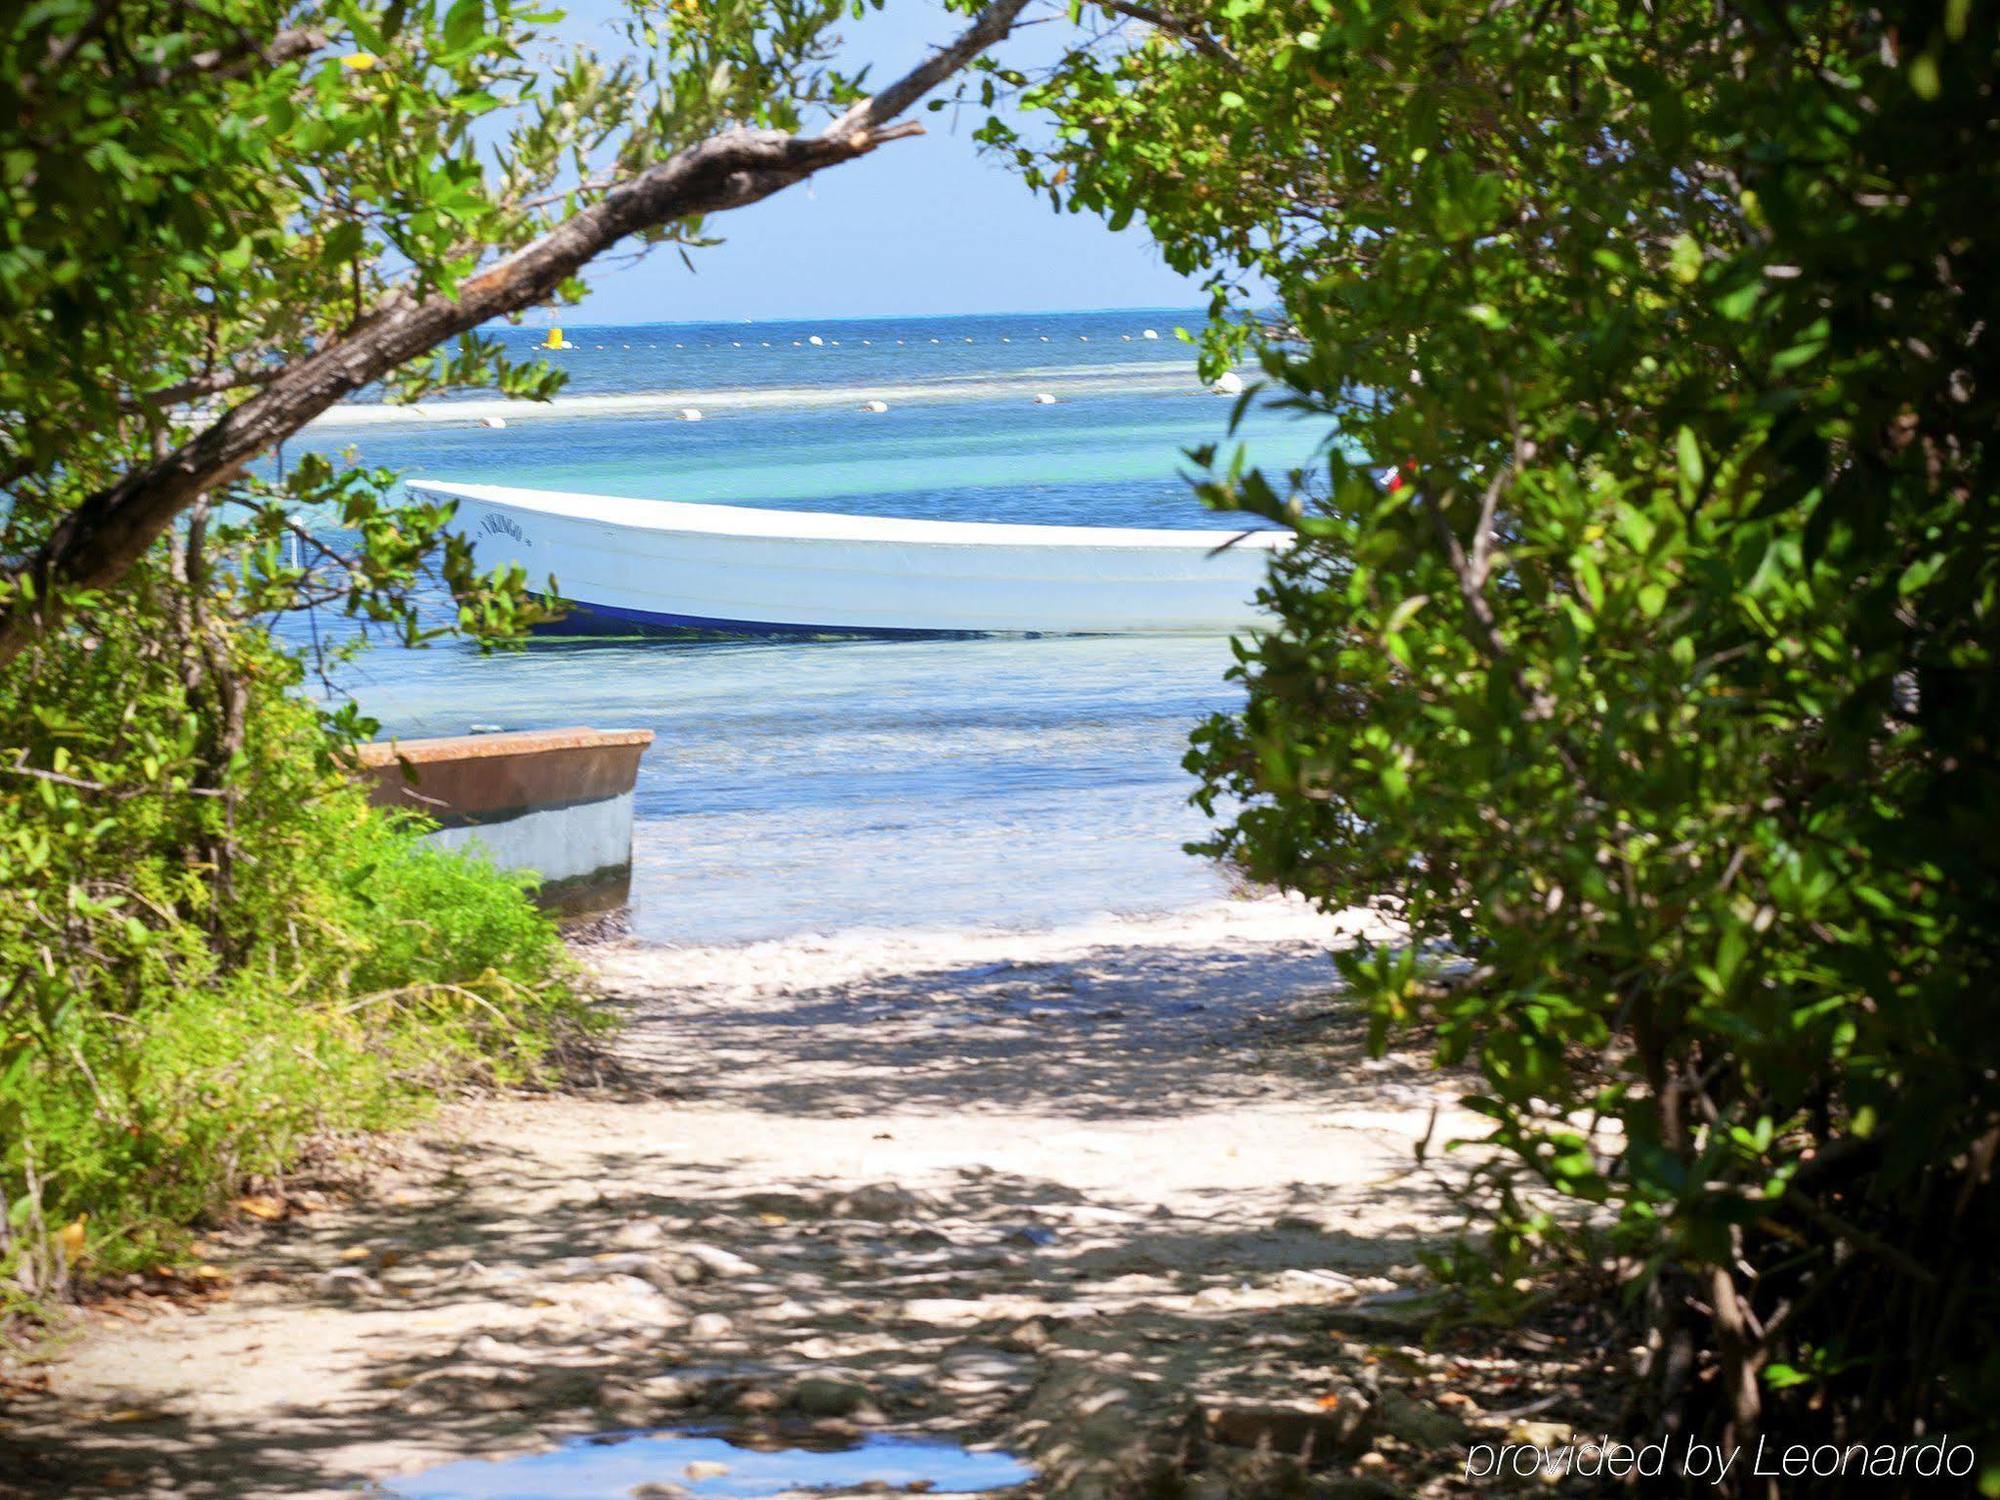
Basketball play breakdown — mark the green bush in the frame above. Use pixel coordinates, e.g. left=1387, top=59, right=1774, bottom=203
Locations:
left=0, top=597, right=589, bottom=1320
left=1014, top=0, right=1999, bottom=1479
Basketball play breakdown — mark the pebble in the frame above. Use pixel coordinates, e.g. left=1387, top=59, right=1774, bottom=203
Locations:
left=317, top=1268, right=382, bottom=1299
left=688, top=1312, right=735, bottom=1341
left=790, top=1374, right=872, bottom=1417
left=1375, top=1387, right=1469, bottom=1449
left=1276, top=1268, right=1356, bottom=1299
left=671, top=1243, right=760, bottom=1283
left=834, top=1184, right=938, bottom=1220
left=609, top=1219, right=668, bottom=1250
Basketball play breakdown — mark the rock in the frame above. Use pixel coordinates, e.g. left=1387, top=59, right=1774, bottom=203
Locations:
left=1003, top=1225, right=1058, bottom=1247
left=1199, top=1396, right=1374, bottom=1464
left=317, top=1268, right=382, bottom=1299
left=1277, top=1269, right=1356, bottom=1301
left=610, top=1219, right=668, bottom=1250
left=1000, top=1319, right=1054, bottom=1353
left=688, top=1312, right=735, bottom=1341
left=1273, top=1214, right=1328, bottom=1233
left=734, top=1387, right=783, bottom=1415
left=1375, top=1388, right=1469, bottom=1450
left=630, top=1485, right=692, bottom=1499
left=1320, top=1290, right=1439, bottom=1336
left=670, top=1244, right=760, bottom=1283
left=790, top=1375, right=872, bottom=1417
left=454, top=1333, right=517, bottom=1363
left=532, top=1370, right=603, bottom=1408
left=640, top=1374, right=703, bottom=1407
left=833, top=1184, right=937, bottom=1220
left=682, top=1460, right=732, bottom=1481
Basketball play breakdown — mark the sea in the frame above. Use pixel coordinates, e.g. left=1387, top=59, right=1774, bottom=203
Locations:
left=282, top=309, right=1328, bottom=944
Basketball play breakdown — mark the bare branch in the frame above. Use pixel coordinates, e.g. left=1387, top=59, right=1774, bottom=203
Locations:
left=830, top=0, right=1034, bottom=135
left=1092, top=1, right=1241, bottom=67
left=142, top=26, right=326, bottom=88
left=121, top=362, right=283, bottom=413
left=0, top=0, right=1034, bottom=661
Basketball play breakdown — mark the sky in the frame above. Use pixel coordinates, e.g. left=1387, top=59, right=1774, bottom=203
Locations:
left=541, top=2, right=1208, bottom=324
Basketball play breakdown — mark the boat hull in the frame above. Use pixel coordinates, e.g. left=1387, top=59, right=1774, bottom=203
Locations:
left=411, top=481, right=1283, bottom=637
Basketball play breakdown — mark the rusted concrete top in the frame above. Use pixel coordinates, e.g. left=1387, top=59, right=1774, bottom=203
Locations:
left=352, top=727, right=653, bottom=824
left=352, top=727, right=653, bottom=768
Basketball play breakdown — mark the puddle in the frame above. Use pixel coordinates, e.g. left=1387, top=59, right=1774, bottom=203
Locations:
left=380, top=1428, right=1036, bottom=1500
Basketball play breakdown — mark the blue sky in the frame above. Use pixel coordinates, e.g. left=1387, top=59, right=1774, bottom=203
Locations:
left=545, top=2, right=1207, bottom=324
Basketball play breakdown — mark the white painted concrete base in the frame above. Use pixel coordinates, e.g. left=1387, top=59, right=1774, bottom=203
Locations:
left=425, top=792, right=635, bottom=885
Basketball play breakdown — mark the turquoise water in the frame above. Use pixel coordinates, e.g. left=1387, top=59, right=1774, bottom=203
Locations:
left=289, top=310, right=1327, bottom=943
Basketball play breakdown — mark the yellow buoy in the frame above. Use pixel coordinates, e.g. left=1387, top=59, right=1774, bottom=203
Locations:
left=540, top=327, right=574, bottom=351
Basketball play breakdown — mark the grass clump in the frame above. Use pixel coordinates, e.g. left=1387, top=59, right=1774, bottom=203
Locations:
left=0, top=602, right=596, bottom=1328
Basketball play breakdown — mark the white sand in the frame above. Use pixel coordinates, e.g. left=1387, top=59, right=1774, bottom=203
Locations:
left=1, top=896, right=1488, bottom=1499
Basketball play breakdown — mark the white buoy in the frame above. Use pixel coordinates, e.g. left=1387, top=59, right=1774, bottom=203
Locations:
left=679, top=407, right=703, bottom=421
left=1122, top=334, right=1132, bottom=340
left=479, top=415, right=507, bottom=429
left=1142, top=328, right=1160, bottom=340
left=861, top=399, right=889, bottom=413
left=1211, top=371, right=1246, bottom=396
left=1033, top=392, right=1057, bottom=405
left=808, top=334, right=824, bottom=346
left=1040, top=335, right=1050, bottom=341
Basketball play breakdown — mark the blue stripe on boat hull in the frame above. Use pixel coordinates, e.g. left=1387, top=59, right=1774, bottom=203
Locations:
left=530, top=596, right=983, bottom=640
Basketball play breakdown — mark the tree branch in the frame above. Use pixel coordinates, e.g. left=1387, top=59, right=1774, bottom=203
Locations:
left=121, top=362, right=283, bottom=412
left=1093, top=1, right=1241, bottom=67
left=138, top=26, right=326, bottom=89
left=0, top=0, right=1033, bottom=662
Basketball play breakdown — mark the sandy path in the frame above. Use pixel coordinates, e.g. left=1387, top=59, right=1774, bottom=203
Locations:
left=0, top=898, right=1489, bottom=1500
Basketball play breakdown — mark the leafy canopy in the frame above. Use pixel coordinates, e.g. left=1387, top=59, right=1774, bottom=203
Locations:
left=1017, top=0, right=1999, bottom=1467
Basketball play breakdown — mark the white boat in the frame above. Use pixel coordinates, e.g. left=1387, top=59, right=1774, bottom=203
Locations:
left=408, top=481, right=1285, bottom=637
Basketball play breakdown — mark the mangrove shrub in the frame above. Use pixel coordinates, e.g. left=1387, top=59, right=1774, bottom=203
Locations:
left=1014, top=0, right=1999, bottom=1482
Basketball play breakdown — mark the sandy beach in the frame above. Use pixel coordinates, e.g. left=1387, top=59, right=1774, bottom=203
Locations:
left=0, top=896, right=1527, bottom=1499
